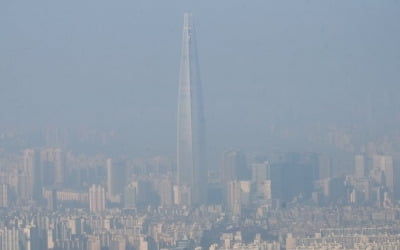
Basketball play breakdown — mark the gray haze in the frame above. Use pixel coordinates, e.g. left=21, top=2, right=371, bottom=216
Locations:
left=1, top=0, right=400, bottom=155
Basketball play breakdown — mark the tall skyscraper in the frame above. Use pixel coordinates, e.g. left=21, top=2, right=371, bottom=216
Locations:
left=176, top=13, right=207, bottom=206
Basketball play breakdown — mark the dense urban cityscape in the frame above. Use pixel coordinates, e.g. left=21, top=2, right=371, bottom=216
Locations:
left=2, top=1, right=400, bottom=250
left=2, top=125, right=400, bottom=249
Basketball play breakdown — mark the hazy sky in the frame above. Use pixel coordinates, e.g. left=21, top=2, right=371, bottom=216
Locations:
left=1, top=0, right=399, bottom=154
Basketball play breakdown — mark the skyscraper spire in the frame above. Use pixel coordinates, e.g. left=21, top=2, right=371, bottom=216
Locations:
left=176, top=13, right=207, bottom=206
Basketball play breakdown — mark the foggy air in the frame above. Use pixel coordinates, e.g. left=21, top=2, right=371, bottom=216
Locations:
left=0, top=1, right=400, bottom=249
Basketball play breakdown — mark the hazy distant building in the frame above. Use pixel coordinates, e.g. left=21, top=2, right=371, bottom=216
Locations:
left=106, top=158, right=126, bottom=203
left=0, top=184, right=8, bottom=208
left=269, top=153, right=318, bottom=202
left=221, top=150, right=248, bottom=205
left=250, top=162, right=273, bottom=203
left=227, top=181, right=241, bottom=216
left=20, top=149, right=41, bottom=201
left=139, top=236, right=149, bottom=250
left=370, top=155, right=394, bottom=193
left=329, top=176, right=346, bottom=202
left=285, top=233, right=296, bottom=250
left=318, top=154, right=332, bottom=179
left=47, top=189, right=58, bottom=211
left=227, top=181, right=251, bottom=216
left=221, top=150, right=248, bottom=182
left=251, top=162, right=269, bottom=192
left=110, top=235, right=126, bottom=250
left=21, top=225, right=40, bottom=250
left=394, top=161, right=400, bottom=201
left=123, top=180, right=160, bottom=208
left=156, top=177, right=173, bottom=207
left=0, top=227, right=19, bottom=250
left=176, top=13, right=207, bottom=206
left=173, top=184, right=191, bottom=207
left=175, top=239, right=195, bottom=250
left=89, top=185, right=105, bottom=213
left=354, top=154, right=365, bottom=178
left=87, top=235, right=101, bottom=250
left=41, top=148, right=65, bottom=187
left=123, top=182, right=137, bottom=209
left=258, top=180, right=272, bottom=201
left=351, top=177, right=371, bottom=203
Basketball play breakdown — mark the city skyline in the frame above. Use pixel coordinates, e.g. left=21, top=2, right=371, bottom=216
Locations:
left=1, top=1, right=400, bottom=249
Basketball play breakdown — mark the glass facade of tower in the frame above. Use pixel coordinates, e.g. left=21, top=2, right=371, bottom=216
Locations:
left=177, top=13, right=207, bottom=206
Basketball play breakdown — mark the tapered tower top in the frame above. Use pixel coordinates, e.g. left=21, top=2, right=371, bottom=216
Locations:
left=183, top=13, right=192, bottom=29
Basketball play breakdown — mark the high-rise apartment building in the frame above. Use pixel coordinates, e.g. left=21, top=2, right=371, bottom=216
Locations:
left=252, top=162, right=269, bottom=190
left=40, top=148, right=65, bottom=187
left=20, top=149, right=41, bottom=201
left=0, top=228, right=19, bottom=250
left=0, top=184, right=8, bottom=208
left=106, top=158, right=126, bottom=202
left=221, top=150, right=248, bottom=183
left=318, top=154, right=332, bottom=179
left=123, top=182, right=138, bottom=209
left=176, top=13, right=207, bottom=206
left=156, top=176, right=173, bottom=207
left=173, top=184, right=192, bottom=206
left=22, top=225, right=40, bottom=250
left=251, top=162, right=271, bottom=202
left=354, top=155, right=365, bottom=178
left=371, top=154, right=394, bottom=193
left=110, top=235, right=126, bottom=250
left=227, top=181, right=251, bottom=216
left=89, top=185, right=105, bottom=213
left=87, top=235, right=101, bottom=250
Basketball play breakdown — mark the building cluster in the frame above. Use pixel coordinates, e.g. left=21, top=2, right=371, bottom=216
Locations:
left=1, top=149, right=398, bottom=215
left=220, top=150, right=400, bottom=218
left=0, top=212, right=149, bottom=250
left=286, top=227, right=400, bottom=249
left=0, top=205, right=269, bottom=250
left=346, top=154, right=398, bottom=206
left=0, top=148, right=67, bottom=207
left=1, top=204, right=400, bottom=250
left=0, top=146, right=400, bottom=249
left=209, top=233, right=280, bottom=250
